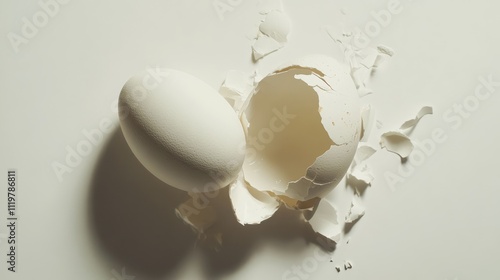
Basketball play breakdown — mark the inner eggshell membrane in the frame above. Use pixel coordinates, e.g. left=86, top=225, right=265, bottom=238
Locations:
left=243, top=69, right=334, bottom=195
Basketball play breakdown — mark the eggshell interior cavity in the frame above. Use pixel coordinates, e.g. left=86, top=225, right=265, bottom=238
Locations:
left=241, top=55, right=361, bottom=202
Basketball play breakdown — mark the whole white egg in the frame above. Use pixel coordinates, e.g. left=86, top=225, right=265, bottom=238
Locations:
left=119, top=68, right=246, bottom=193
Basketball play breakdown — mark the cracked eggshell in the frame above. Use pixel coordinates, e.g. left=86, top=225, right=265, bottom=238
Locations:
left=241, top=55, right=361, bottom=202
left=119, top=69, right=246, bottom=193
left=259, top=10, right=290, bottom=43
left=229, top=176, right=280, bottom=225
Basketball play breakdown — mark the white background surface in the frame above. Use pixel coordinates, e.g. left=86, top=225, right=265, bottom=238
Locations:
left=1, top=0, right=500, bottom=279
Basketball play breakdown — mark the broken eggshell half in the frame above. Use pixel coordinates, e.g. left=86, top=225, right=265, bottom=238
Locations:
left=230, top=55, right=362, bottom=224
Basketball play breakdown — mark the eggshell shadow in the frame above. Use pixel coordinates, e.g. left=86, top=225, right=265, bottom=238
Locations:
left=199, top=190, right=323, bottom=278
left=87, top=127, right=195, bottom=278
left=87, top=126, right=330, bottom=279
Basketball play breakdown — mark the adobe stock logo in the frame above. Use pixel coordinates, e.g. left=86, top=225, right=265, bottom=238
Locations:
left=352, top=0, right=405, bottom=50
left=7, top=0, right=71, bottom=53
left=213, top=0, right=243, bottom=21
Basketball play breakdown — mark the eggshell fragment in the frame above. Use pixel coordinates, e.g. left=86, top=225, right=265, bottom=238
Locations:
left=259, top=10, right=290, bottom=43
left=219, top=70, right=254, bottom=112
left=305, top=199, right=342, bottom=243
left=175, top=197, right=223, bottom=251
left=326, top=29, right=396, bottom=97
left=175, top=196, right=216, bottom=234
left=252, top=34, right=283, bottom=60
left=360, top=104, right=375, bottom=142
left=119, top=69, right=246, bottom=193
left=400, top=106, right=433, bottom=131
left=251, top=8, right=290, bottom=60
left=229, top=176, right=280, bottom=225
left=377, top=44, right=395, bottom=57
left=345, top=197, right=365, bottom=224
left=380, top=131, right=414, bottom=159
left=353, top=145, right=376, bottom=166
left=348, top=163, right=374, bottom=188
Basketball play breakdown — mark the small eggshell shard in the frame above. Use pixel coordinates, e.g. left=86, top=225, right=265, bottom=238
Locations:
left=377, top=44, right=395, bottom=57
left=229, top=176, right=280, bottom=225
left=357, top=86, right=373, bottom=97
left=198, top=228, right=223, bottom=252
left=219, top=70, right=254, bottom=112
left=351, top=48, right=379, bottom=96
left=372, top=45, right=395, bottom=69
left=359, top=48, right=379, bottom=69
left=306, top=199, right=342, bottom=243
left=348, top=163, right=374, bottom=188
left=326, top=29, right=396, bottom=97
left=344, top=261, right=353, bottom=270
left=251, top=8, right=290, bottom=60
left=359, top=104, right=375, bottom=142
left=348, top=144, right=375, bottom=193
left=241, top=55, right=361, bottom=202
left=400, top=106, right=433, bottom=130
left=353, top=145, right=376, bottom=166
left=119, top=68, right=246, bottom=193
left=176, top=198, right=223, bottom=251
left=259, top=10, right=290, bottom=43
left=252, top=34, right=283, bottom=61
left=345, top=197, right=365, bottom=223
left=175, top=196, right=216, bottom=234
left=380, top=131, right=414, bottom=159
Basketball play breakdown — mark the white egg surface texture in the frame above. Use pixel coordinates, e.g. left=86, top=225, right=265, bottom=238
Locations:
left=118, top=68, right=246, bottom=193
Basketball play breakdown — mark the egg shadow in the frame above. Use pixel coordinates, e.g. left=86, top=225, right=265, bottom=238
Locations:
left=87, top=127, right=196, bottom=279
left=87, top=126, right=332, bottom=279
left=199, top=191, right=327, bottom=279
